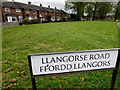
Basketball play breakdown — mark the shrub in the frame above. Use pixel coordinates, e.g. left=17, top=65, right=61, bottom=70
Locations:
left=61, top=18, right=66, bottom=22
left=22, top=18, right=31, bottom=24
left=31, top=19, right=40, bottom=23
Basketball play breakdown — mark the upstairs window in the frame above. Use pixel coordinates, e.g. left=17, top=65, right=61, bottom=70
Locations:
left=16, top=9, right=21, bottom=12
left=33, top=11, right=37, bottom=14
left=5, top=8, right=10, bottom=12
left=26, top=10, right=29, bottom=13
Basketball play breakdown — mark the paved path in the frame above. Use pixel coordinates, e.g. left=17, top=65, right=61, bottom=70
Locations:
left=118, top=23, right=120, bottom=30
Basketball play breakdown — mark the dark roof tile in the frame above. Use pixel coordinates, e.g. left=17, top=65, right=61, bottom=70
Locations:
left=31, top=5, right=47, bottom=12
left=15, top=2, right=37, bottom=10
left=2, top=2, right=22, bottom=9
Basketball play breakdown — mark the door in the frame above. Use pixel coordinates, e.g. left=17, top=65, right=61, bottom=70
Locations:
left=18, top=16, right=23, bottom=22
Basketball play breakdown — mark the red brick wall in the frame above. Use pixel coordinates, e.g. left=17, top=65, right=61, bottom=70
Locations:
left=2, top=7, right=6, bottom=22
left=39, top=12, right=47, bottom=18
left=2, top=7, right=38, bottom=20
left=29, top=10, right=37, bottom=17
left=22, top=9, right=26, bottom=19
left=2, top=7, right=23, bottom=16
left=23, top=9, right=38, bottom=19
left=2, top=7, right=66, bottom=22
left=0, top=6, right=2, bottom=22
left=39, top=12, right=47, bottom=16
left=2, top=7, right=6, bottom=15
left=2, top=7, right=23, bottom=22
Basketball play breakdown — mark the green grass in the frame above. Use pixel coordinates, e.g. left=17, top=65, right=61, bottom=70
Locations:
left=2, top=21, right=119, bottom=89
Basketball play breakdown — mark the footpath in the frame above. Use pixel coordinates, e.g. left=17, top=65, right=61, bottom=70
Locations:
left=118, top=22, right=120, bottom=29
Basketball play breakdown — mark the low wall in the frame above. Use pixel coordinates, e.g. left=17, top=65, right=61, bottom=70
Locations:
left=2, top=22, right=19, bottom=27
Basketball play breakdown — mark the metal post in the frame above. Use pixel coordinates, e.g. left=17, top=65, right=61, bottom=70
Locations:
left=110, top=50, right=120, bottom=90
left=31, top=78, right=37, bottom=90
left=28, top=55, right=37, bottom=90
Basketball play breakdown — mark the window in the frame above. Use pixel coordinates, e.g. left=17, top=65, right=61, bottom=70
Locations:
left=33, top=11, right=37, bottom=14
left=12, top=17, right=16, bottom=21
left=7, top=17, right=17, bottom=22
left=16, top=9, right=21, bottom=12
left=26, top=10, right=29, bottom=13
left=5, top=8, right=10, bottom=12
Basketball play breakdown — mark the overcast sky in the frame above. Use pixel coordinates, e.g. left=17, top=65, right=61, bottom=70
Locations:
left=6, top=0, right=66, bottom=10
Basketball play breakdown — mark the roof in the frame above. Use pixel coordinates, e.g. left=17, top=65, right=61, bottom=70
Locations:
left=2, top=2, right=22, bottom=9
left=4, top=12, right=18, bottom=17
left=14, top=2, right=37, bottom=10
left=31, top=5, right=47, bottom=12
left=1, top=1, right=67, bottom=14
left=44, top=7, right=54, bottom=13
left=60, top=10, right=68, bottom=14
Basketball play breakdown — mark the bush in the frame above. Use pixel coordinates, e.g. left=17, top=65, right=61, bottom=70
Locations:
left=54, top=19, right=61, bottom=22
left=22, top=18, right=31, bottom=24
left=22, top=18, right=40, bottom=25
left=61, top=18, right=66, bottom=22
left=31, top=19, right=40, bottom=23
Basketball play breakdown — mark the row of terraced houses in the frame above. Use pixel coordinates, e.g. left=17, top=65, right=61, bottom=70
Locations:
left=1, top=1, right=67, bottom=23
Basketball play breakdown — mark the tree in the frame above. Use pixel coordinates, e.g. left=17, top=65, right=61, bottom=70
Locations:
left=84, top=2, right=94, bottom=20
left=65, top=2, right=113, bottom=21
left=92, top=2, right=97, bottom=21
left=65, top=1, right=86, bottom=21
left=76, top=2, right=86, bottom=20
left=96, top=2, right=113, bottom=20
left=114, top=1, right=120, bottom=21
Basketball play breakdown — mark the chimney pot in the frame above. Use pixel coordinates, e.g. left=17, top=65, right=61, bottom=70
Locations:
left=48, top=5, right=50, bottom=8
left=28, top=1, right=31, bottom=5
left=40, top=4, right=42, bottom=7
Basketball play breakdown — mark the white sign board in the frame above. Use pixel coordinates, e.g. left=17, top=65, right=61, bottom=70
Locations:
left=28, top=49, right=118, bottom=76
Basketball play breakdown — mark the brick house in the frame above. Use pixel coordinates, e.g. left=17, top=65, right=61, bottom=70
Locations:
left=2, top=2, right=23, bottom=22
left=1, top=1, right=67, bottom=23
left=16, top=2, right=38, bottom=20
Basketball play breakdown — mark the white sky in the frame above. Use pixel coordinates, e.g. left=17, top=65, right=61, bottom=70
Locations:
left=6, top=0, right=66, bottom=10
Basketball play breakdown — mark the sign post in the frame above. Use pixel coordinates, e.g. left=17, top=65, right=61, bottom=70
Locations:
left=28, top=56, right=37, bottom=90
left=28, top=48, right=119, bottom=89
left=110, top=50, right=120, bottom=90
left=110, top=23, right=120, bottom=90
left=31, top=78, right=37, bottom=90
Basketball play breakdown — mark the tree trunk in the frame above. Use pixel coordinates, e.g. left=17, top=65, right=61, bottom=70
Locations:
left=77, top=3, right=81, bottom=21
left=92, top=2, right=97, bottom=21
left=76, top=2, right=84, bottom=21
left=114, top=1, right=120, bottom=21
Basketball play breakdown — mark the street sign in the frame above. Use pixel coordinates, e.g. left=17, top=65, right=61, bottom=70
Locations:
left=28, top=48, right=118, bottom=76
left=28, top=48, right=120, bottom=90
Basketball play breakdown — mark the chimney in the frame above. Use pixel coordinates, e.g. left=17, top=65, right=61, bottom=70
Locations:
left=55, top=7, right=57, bottom=9
left=28, top=1, right=31, bottom=5
left=40, top=4, right=42, bottom=7
left=48, top=5, right=50, bottom=8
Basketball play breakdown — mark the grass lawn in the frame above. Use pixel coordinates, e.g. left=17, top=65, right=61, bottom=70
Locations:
left=2, top=21, right=120, bottom=88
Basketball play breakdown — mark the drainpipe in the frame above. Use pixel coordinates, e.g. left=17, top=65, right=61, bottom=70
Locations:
left=37, top=10, right=40, bottom=20
left=1, top=3, right=5, bottom=22
left=22, top=9, right=25, bottom=20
